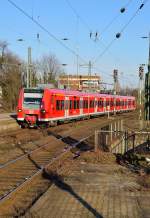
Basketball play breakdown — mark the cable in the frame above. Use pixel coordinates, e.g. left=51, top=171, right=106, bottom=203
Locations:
left=65, top=0, right=133, bottom=68
left=7, top=0, right=87, bottom=64
left=93, top=38, right=116, bottom=64
left=65, top=0, right=91, bottom=31
left=100, top=0, right=133, bottom=36
left=120, top=0, right=149, bottom=34
left=92, top=0, right=149, bottom=64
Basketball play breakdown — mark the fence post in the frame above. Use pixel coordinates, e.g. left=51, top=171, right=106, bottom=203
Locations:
left=124, top=131, right=128, bottom=153
left=124, top=131, right=126, bottom=153
left=132, top=133, right=135, bottom=153
left=120, top=120, right=123, bottom=132
left=110, top=123, right=113, bottom=141
left=95, top=130, right=99, bottom=152
left=118, top=120, right=120, bottom=136
left=114, top=122, right=117, bottom=137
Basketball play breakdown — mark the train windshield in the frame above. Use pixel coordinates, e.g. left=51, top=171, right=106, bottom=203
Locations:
left=23, top=89, right=43, bottom=109
left=24, top=97, right=42, bottom=105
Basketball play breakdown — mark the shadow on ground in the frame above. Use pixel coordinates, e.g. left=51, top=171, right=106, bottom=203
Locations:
left=42, top=169, right=103, bottom=218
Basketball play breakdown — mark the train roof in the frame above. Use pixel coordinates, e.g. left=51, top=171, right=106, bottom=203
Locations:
left=22, top=88, right=135, bottom=99
left=44, top=88, right=135, bottom=99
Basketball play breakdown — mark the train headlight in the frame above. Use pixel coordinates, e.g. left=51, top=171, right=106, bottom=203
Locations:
left=18, top=109, right=22, bottom=112
left=41, top=109, right=46, bottom=113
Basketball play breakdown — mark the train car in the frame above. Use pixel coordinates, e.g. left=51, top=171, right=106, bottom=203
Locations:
left=17, top=88, right=136, bottom=128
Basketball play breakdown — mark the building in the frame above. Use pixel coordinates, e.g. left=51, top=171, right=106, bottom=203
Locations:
left=58, top=75, right=101, bottom=92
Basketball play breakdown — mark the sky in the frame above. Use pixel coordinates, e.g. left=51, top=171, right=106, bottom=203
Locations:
left=0, top=0, right=149, bottom=88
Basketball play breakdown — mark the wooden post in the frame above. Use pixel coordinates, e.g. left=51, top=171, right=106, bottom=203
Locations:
left=110, top=123, right=113, bottom=141
left=120, top=119, right=123, bottom=132
left=117, top=120, right=120, bottom=136
left=114, top=122, right=117, bottom=137
left=132, top=133, right=135, bottom=153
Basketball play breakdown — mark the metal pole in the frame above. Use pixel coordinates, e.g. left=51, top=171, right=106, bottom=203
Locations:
left=110, top=123, right=113, bottom=141
left=95, top=130, right=98, bottom=152
left=144, top=33, right=150, bottom=121
left=68, top=73, right=69, bottom=89
left=77, top=53, right=79, bottom=89
left=27, top=47, right=32, bottom=88
left=88, top=61, right=92, bottom=91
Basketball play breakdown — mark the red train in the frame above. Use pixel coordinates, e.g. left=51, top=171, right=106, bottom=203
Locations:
left=17, top=88, right=136, bottom=128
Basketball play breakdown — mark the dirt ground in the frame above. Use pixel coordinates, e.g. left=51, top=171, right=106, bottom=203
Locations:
left=0, top=111, right=149, bottom=217
left=26, top=151, right=150, bottom=218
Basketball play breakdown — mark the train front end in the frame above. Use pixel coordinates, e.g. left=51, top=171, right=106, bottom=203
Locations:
left=17, top=88, right=44, bottom=128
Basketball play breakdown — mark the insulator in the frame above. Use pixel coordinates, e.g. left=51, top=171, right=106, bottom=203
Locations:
left=116, top=33, right=121, bottom=38
left=120, top=8, right=125, bottom=13
left=139, top=4, right=144, bottom=9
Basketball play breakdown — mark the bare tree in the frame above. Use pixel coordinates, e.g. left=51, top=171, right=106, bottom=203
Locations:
left=36, top=53, right=63, bottom=86
left=0, top=42, right=22, bottom=111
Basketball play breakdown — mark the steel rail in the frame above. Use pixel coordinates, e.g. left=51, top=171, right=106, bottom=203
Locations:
left=0, top=115, right=115, bottom=169
left=0, top=133, right=92, bottom=204
left=0, top=111, right=137, bottom=204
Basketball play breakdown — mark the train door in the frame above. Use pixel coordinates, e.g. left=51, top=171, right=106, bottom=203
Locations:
left=89, top=97, right=95, bottom=114
left=104, top=98, right=106, bottom=112
left=95, top=98, right=98, bottom=113
left=52, top=94, right=65, bottom=118
left=65, top=96, right=69, bottom=118
left=80, top=97, right=83, bottom=115
left=83, top=97, right=88, bottom=115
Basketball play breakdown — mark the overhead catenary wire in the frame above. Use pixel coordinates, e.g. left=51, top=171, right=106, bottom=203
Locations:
left=7, top=0, right=87, bottom=65
left=65, top=0, right=133, bottom=76
left=93, top=0, right=149, bottom=64
left=100, top=0, right=133, bottom=36
left=119, top=0, right=149, bottom=34
left=65, top=0, right=91, bottom=32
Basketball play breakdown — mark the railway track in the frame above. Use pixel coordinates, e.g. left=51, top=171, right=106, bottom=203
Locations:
left=0, top=111, right=138, bottom=216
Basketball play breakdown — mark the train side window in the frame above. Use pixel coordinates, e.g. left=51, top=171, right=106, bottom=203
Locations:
left=98, top=99, right=103, bottom=108
left=83, top=100, right=85, bottom=108
left=106, top=101, right=109, bottom=106
left=83, top=100, right=88, bottom=109
left=76, top=100, right=79, bottom=109
left=61, top=100, right=64, bottom=110
left=74, top=100, right=77, bottom=109
left=56, top=100, right=59, bottom=110
left=56, top=100, right=64, bottom=110
left=110, top=100, right=113, bottom=107
left=90, top=100, right=94, bottom=108
left=70, top=100, right=73, bottom=109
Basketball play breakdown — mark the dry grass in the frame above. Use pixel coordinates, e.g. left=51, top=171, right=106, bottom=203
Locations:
left=137, top=174, right=150, bottom=189
left=79, top=150, right=116, bottom=164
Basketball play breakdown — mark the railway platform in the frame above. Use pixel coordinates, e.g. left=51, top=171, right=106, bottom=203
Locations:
left=29, top=161, right=150, bottom=218
left=0, top=113, right=18, bottom=132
